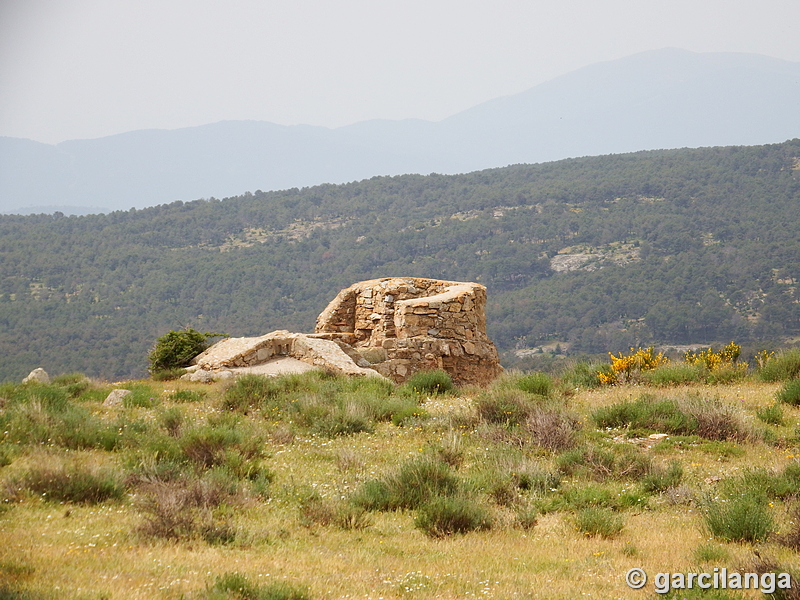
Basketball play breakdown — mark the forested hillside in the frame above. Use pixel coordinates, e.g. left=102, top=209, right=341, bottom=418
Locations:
left=1, top=140, right=800, bottom=381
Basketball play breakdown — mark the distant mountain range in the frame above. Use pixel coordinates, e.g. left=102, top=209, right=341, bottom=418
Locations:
left=2, top=48, right=800, bottom=214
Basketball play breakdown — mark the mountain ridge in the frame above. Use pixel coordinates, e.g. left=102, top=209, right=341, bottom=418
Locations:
left=3, top=48, right=800, bottom=214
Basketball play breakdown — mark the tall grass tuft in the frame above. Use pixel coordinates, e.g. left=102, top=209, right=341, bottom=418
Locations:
left=574, top=507, right=624, bottom=538
left=757, top=402, right=785, bottom=425
left=475, top=388, right=534, bottom=426
left=641, top=460, right=683, bottom=493
left=414, top=495, right=492, bottom=537
left=560, top=361, right=605, bottom=389
left=516, top=372, right=553, bottom=397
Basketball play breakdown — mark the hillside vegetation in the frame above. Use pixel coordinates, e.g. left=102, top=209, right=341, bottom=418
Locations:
left=1, top=140, right=800, bottom=381
left=3, top=354, right=800, bottom=599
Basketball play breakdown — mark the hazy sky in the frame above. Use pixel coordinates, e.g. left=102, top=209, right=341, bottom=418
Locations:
left=2, top=0, right=799, bottom=144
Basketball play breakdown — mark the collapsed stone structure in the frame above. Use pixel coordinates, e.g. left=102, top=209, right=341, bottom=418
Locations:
left=315, top=277, right=502, bottom=385
left=187, top=277, right=502, bottom=386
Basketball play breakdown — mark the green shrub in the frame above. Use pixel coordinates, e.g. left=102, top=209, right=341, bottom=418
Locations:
left=515, top=504, right=539, bottom=530
left=0, top=445, right=15, bottom=468
left=353, top=457, right=461, bottom=511
left=759, top=348, right=800, bottom=382
left=574, top=507, right=624, bottom=538
left=204, top=572, right=310, bottom=600
left=223, top=374, right=281, bottom=412
left=158, top=407, right=185, bottom=437
left=148, top=328, right=223, bottom=374
left=517, top=464, right=561, bottom=494
left=414, top=495, right=492, bottom=537
left=722, top=465, right=800, bottom=501
left=390, top=406, right=429, bottom=426
left=516, top=372, right=553, bottom=397
left=298, top=490, right=371, bottom=530
left=705, top=363, right=749, bottom=385
left=757, top=402, right=786, bottom=425
left=309, top=404, right=374, bottom=437
left=0, top=390, right=119, bottom=451
left=777, top=379, right=800, bottom=406
left=222, top=373, right=327, bottom=413
left=704, top=493, right=773, bottom=542
left=12, top=461, right=125, bottom=504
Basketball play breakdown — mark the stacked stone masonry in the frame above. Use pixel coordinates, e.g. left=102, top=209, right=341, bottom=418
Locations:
left=315, top=277, right=502, bottom=386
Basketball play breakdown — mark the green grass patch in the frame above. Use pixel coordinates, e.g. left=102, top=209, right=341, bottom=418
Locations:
left=402, top=370, right=454, bottom=396
left=776, top=379, right=800, bottom=406
left=121, top=384, right=160, bottom=408
left=169, top=389, right=206, bottom=403
left=759, top=348, right=800, bottom=382
left=641, top=363, right=704, bottom=386
left=202, top=572, right=310, bottom=600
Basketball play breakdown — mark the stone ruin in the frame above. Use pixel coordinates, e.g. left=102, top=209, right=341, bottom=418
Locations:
left=186, top=277, right=502, bottom=386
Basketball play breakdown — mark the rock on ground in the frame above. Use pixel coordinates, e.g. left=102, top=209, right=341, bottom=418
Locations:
left=22, top=368, right=50, bottom=384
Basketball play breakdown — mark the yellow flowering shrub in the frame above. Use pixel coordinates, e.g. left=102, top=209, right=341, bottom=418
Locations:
left=684, top=341, right=746, bottom=373
left=601, top=346, right=670, bottom=384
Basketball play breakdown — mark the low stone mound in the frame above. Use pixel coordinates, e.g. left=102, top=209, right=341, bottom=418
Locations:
left=187, top=330, right=386, bottom=381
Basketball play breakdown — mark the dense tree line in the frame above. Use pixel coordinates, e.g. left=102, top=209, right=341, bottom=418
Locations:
left=1, top=140, right=799, bottom=381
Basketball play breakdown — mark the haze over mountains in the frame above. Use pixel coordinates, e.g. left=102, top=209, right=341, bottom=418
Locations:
left=2, top=48, right=800, bottom=215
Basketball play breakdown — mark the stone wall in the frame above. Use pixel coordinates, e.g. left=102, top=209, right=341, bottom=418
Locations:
left=315, top=277, right=502, bottom=385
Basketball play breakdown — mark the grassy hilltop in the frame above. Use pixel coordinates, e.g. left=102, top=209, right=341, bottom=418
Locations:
left=3, top=348, right=800, bottom=599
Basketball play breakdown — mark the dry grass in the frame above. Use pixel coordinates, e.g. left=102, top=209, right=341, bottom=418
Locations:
left=2, top=377, right=800, bottom=598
